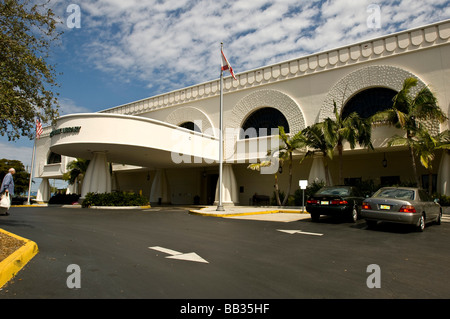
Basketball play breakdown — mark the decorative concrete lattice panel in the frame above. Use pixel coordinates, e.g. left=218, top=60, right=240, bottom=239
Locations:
left=224, top=89, right=306, bottom=161
left=165, top=107, right=215, bottom=136
left=99, top=21, right=449, bottom=117
left=227, top=89, right=306, bottom=134
left=319, top=65, right=440, bottom=135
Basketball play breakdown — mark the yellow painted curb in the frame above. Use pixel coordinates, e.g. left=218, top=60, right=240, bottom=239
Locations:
left=0, top=229, right=39, bottom=288
left=189, top=207, right=307, bottom=217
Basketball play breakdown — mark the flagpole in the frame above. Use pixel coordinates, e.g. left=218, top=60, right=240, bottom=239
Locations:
left=216, top=42, right=225, bottom=211
left=26, top=136, right=37, bottom=205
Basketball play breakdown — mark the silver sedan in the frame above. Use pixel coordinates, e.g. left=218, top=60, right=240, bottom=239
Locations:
left=361, top=187, right=442, bottom=232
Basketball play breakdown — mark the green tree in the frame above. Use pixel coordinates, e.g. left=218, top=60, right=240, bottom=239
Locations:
left=62, top=158, right=90, bottom=195
left=372, top=78, right=447, bottom=187
left=248, top=126, right=305, bottom=206
left=271, top=127, right=305, bottom=206
left=389, top=127, right=450, bottom=194
left=1, top=0, right=61, bottom=141
left=0, top=158, right=30, bottom=195
left=299, top=123, right=334, bottom=186
left=322, top=101, right=373, bottom=185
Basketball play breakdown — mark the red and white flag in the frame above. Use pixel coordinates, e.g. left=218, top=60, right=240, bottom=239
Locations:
left=36, top=118, right=43, bottom=139
left=221, top=49, right=237, bottom=81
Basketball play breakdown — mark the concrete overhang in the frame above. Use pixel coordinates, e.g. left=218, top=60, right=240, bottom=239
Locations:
left=49, top=113, right=220, bottom=169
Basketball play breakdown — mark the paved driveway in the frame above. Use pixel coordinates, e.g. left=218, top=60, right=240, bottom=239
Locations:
left=1, top=206, right=449, bottom=301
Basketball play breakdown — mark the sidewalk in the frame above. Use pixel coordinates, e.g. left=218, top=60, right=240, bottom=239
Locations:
left=189, top=205, right=311, bottom=222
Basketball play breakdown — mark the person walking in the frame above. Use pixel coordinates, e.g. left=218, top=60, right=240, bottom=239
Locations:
left=1, top=168, right=15, bottom=215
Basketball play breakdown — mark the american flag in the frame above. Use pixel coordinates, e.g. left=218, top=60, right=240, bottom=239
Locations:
left=36, top=118, right=43, bottom=139
left=221, top=49, right=237, bottom=81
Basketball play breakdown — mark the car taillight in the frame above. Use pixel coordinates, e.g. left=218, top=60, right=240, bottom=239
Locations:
left=362, top=202, right=371, bottom=210
left=307, top=199, right=318, bottom=204
left=399, top=205, right=416, bottom=213
left=331, top=200, right=348, bottom=205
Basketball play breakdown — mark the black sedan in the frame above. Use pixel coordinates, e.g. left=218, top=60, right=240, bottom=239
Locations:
left=306, top=186, right=364, bottom=222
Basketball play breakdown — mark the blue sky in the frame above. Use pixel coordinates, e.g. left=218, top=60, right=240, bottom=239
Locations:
left=1, top=0, right=450, bottom=187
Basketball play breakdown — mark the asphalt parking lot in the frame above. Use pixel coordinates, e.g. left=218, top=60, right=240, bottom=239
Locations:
left=1, top=206, right=449, bottom=302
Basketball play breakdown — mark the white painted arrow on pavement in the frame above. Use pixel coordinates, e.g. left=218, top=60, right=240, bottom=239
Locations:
left=277, top=229, right=323, bottom=236
left=149, top=246, right=209, bottom=263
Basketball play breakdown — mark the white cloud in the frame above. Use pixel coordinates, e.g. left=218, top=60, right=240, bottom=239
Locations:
left=0, top=142, right=33, bottom=168
left=58, top=98, right=92, bottom=116
left=52, top=0, right=450, bottom=95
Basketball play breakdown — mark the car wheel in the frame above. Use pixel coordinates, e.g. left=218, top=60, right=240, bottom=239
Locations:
left=349, top=207, right=358, bottom=223
left=417, top=214, right=425, bottom=232
left=310, top=213, right=320, bottom=222
left=436, top=210, right=442, bottom=225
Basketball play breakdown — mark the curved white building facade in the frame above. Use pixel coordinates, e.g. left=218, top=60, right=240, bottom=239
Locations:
left=35, top=20, right=450, bottom=205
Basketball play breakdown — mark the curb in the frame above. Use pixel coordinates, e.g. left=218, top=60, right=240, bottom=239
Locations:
left=12, top=204, right=152, bottom=209
left=0, top=229, right=39, bottom=288
left=87, top=205, right=152, bottom=210
left=189, top=207, right=307, bottom=217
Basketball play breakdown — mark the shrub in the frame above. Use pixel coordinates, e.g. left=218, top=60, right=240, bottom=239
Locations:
left=294, top=180, right=326, bottom=206
left=11, top=196, right=28, bottom=205
left=434, top=194, right=450, bottom=207
left=82, top=192, right=149, bottom=208
left=270, top=190, right=285, bottom=206
left=49, top=193, right=80, bottom=205
left=353, top=180, right=380, bottom=198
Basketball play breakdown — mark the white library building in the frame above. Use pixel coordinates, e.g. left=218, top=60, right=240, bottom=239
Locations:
left=34, top=20, right=450, bottom=206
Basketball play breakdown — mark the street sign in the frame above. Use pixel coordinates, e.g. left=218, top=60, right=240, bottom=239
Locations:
left=299, top=180, right=308, bottom=212
left=299, top=180, right=308, bottom=189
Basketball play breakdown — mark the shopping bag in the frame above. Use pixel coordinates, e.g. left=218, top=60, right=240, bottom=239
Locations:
left=0, top=193, right=11, bottom=209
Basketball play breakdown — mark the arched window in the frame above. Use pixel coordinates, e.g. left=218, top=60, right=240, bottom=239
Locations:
left=240, top=107, right=289, bottom=139
left=341, top=87, right=397, bottom=119
left=47, top=152, right=61, bottom=164
left=179, top=121, right=202, bottom=133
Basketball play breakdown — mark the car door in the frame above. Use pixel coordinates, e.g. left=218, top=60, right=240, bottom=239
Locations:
left=418, top=190, right=438, bottom=220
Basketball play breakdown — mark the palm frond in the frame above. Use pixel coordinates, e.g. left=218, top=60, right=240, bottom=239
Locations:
left=247, top=160, right=273, bottom=171
left=370, top=109, right=397, bottom=126
left=387, top=135, right=409, bottom=147
left=411, top=87, right=447, bottom=123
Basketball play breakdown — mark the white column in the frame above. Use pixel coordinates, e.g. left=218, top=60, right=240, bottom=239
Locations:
left=150, top=169, right=170, bottom=204
left=66, top=183, right=76, bottom=195
left=438, top=151, right=450, bottom=196
left=66, top=177, right=79, bottom=195
left=308, top=156, right=332, bottom=185
left=81, top=152, right=111, bottom=197
left=36, top=178, right=50, bottom=202
left=214, top=164, right=239, bottom=206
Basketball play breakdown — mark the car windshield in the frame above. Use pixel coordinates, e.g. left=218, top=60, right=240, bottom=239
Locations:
left=316, top=187, right=350, bottom=196
left=373, top=188, right=415, bottom=200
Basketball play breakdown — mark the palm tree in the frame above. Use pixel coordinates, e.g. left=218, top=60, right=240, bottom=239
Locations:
left=299, top=123, right=334, bottom=186
left=372, top=77, right=447, bottom=187
left=389, top=127, right=450, bottom=194
left=322, top=101, right=374, bottom=185
left=272, top=126, right=305, bottom=205
left=248, top=126, right=305, bottom=206
left=62, top=158, right=90, bottom=195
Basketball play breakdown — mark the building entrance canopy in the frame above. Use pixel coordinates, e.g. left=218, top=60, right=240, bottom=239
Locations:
left=50, top=113, right=220, bottom=169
